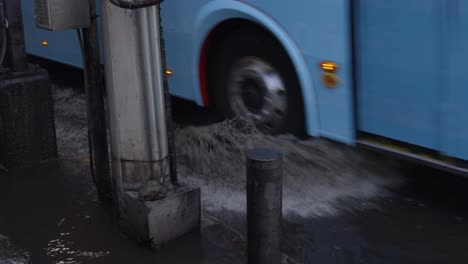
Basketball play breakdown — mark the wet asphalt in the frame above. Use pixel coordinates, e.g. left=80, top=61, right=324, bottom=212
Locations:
left=2, top=146, right=468, bottom=264
left=1, top=61, right=468, bottom=263
left=0, top=161, right=246, bottom=264
left=300, top=166, right=468, bottom=264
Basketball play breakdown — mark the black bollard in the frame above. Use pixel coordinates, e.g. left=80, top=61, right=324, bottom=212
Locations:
left=246, top=148, right=283, bottom=264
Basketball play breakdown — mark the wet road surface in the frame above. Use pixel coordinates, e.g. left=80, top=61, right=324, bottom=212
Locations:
left=299, top=166, right=468, bottom=263
left=0, top=161, right=245, bottom=264
left=2, top=142, right=468, bottom=264
left=2, top=62, right=468, bottom=263
left=168, top=65, right=468, bottom=263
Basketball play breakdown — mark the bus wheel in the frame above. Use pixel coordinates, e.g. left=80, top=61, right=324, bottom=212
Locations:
left=210, top=27, right=305, bottom=135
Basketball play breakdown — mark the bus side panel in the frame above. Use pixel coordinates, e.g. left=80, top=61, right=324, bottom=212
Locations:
left=440, top=1, right=468, bottom=160
left=21, top=0, right=84, bottom=68
left=355, top=0, right=468, bottom=161
left=163, top=0, right=355, bottom=143
left=355, top=0, right=440, bottom=150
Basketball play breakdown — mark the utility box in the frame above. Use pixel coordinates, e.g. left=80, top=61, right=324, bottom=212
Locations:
left=0, top=66, right=57, bottom=168
left=34, top=0, right=90, bottom=31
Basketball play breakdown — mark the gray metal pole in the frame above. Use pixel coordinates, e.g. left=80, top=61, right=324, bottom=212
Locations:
left=102, top=1, right=200, bottom=248
left=3, top=0, right=27, bottom=71
left=246, top=148, right=283, bottom=264
left=101, top=0, right=170, bottom=212
left=82, top=0, right=113, bottom=202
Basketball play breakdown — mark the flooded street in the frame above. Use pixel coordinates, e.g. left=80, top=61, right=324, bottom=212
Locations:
left=293, top=168, right=468, bottom=263
left=173, top=97, right=468, bottom=263
left=0, top=161, right=246, bottom=264
left=1, top=67, right=468, bottom=263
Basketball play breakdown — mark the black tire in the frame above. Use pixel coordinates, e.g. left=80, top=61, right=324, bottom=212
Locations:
left=208, top=27, right=305, bottom=136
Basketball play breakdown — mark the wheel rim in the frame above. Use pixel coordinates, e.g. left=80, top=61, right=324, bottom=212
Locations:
left=226, top=57, right=288, bottom=131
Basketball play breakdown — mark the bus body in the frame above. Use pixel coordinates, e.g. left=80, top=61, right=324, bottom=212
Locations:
left=21, top=0, right=468, bottom=173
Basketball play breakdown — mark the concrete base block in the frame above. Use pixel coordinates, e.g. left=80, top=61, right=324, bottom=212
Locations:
left=0, top=66, right=57, bottom=168
left=121, top=184, right=201, bottom=248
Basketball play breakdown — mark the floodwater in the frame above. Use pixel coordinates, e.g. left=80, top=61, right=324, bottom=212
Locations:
left=172, top=108, right=468, bottom=263
left=2, top=159, right=468, bottom=264
left=1, top=67, right=468, bottom=263
left=0, top=161, right=247, bottom=264
left=294, top=166, right=468, bottom=263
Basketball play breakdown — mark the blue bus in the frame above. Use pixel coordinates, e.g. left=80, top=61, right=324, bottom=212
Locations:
left=21, top=0, right=468, bottom=174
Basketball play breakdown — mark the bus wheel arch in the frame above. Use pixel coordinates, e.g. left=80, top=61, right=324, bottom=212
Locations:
left=199, top=18, right=308, bottom=135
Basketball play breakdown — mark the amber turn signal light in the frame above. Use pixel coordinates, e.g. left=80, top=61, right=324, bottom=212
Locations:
left=320, top=61, right=338, bottom=72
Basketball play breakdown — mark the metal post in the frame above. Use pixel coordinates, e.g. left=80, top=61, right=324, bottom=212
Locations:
left=3, top=0, right=27, bottom=71
left=246, top=148, right=283, bottom=264
left=82, top=0, right=113, bottom=202
left=101, top=0, right=170, bottom=213
left=102, top=0, right=200, bottom=248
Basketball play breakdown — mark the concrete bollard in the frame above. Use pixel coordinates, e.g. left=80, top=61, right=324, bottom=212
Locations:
left=246, top=148, right=283, bottom=264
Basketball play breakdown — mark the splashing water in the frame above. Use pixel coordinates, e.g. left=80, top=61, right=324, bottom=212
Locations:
left=53, top=86, right=89, bottom=159
left=51, top=85, right=402, bottom=219
left=175, top=118, right=403, bottom=218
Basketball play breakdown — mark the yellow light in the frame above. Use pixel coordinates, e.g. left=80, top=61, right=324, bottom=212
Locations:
left=320, top=61, right=339, bottom=72
left=41, top=40, right=49, bottom=46
left=166, top=69, right=173, bottom=76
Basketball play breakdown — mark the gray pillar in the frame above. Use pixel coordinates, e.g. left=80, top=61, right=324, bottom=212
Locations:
left=102, top=1, right=170, bottom=205
left=101, top=1, right=200, bottom=248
